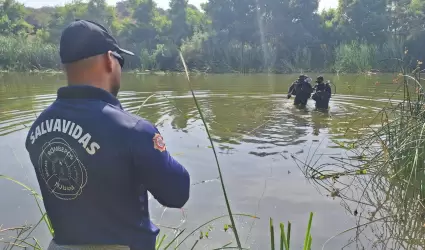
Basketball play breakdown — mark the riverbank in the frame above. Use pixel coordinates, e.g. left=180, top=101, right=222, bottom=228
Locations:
left=0, top=68, right=396, bottom=76
left=0, top=36, right=404, bottom=75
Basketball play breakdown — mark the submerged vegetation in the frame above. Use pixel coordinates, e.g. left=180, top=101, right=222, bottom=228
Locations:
left=0, top=0, right=425, bottom=73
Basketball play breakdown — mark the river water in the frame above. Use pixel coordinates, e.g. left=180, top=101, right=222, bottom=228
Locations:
left=0, top=73, right=404, bottom=249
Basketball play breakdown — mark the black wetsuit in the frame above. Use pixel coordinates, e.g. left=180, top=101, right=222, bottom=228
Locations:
left=313, top=82, right=332, bottom=109
left=288, top=80, right=313, bottom=106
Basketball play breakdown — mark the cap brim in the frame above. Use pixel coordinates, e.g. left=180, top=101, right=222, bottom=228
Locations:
left=118, top=48, right=134, bottom=56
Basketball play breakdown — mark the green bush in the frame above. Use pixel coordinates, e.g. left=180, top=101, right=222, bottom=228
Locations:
left=0, top=36, right=60, bottom=71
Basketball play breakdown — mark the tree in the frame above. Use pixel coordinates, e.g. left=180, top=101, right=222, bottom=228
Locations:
left=4, top=0, right=425, bottom=72
left=169, top=0, right=190, bottom=46
left=336, top=0, right=388, bottom=44
left=85, top=0, right=117, bottom=32
left=0, top=0, right=33, bottom=35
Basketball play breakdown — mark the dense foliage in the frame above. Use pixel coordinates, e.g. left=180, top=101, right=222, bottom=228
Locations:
left=0, top=0, right=424, bottom=73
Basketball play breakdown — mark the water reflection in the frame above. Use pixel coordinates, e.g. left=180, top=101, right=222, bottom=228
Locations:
left=0, top=72, right=403, bottom=139
left=311, top=109, right=331, bottom=136
left=0, top=72, right=411, bottom=249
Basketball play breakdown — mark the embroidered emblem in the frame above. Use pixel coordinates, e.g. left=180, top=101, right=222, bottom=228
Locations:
left=153, top=133, right=166, bottom=152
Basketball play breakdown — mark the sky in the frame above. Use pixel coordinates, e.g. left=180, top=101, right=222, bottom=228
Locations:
left=19, top=0, right=338, bottom=11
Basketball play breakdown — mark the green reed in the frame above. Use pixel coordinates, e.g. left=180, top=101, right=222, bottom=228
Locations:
left=1, top=170, right=261, bottom=249
left=176, top=51, right=316, bottom=249
left=1, top=225, right=40, bottom=249
left=154, top=214, right=258, bottom=249
left=333, top=39, right=403, bottom=73
left=355, top=71, right=425, bottom=199
left=297, top=63, right=425, bottom=249
left=0, top=175, right=54, bottom=236
left=0, top=121, right=315, bottom=249
left=0, top=175, right=54, bottom=250
left=178, top=51, right=243, bottom=248
left=269, top=212, right=313, bottom=250
left=0, top=36, right=60, bottom=71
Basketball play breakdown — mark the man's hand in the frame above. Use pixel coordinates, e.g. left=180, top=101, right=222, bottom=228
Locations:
left=287, top=94, right=291, bottom=99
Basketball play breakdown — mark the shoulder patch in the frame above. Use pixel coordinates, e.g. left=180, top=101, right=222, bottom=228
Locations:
left=153, top=133, right=166, bottom=152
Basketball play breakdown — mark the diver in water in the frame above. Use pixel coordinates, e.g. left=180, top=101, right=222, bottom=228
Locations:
left=287, top=74, right=313, bottom=107
left=312, top=76, right=332, bottom=110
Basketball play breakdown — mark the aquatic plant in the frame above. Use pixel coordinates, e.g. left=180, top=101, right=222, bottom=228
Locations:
left=269, top=213, right=313, bottom=250
left=0, top=174, right=54, bottom=249
left=334, top=41, right=377, bottom=73
left=0, top=224, right=43, bottom=250
left=296, top=60, right=425, bottom=249
left=334, top=39, right=405, bottom=74
left=0, top=36, right=60, bottom=71
left=1, top=173, right=314, bottom=250
left=178, top=50, right=243, bottom=248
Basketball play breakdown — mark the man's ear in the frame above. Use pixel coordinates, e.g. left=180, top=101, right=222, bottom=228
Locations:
left=105, top=51, right=114, bottom=73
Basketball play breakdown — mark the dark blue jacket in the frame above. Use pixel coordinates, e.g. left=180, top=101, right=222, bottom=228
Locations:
left=25, top=85, right=190, bottom=250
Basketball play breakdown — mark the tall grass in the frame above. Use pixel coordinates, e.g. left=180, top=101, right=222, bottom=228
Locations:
left=334, top=39, right=405, bottom=73
left=334, top=41, right=377, bottom=73
left=0, top=175, right=54, bottom=249
left=355, top=72, right=425, bottom=248
left=269, top=212, right=314, bottom=250
left=179, top=50, right=242, bottom=248
left=0, top=36, right=60, bottom=71
left=298, top=63, right=425, bottom=249
left=292, top=47, right=312, bottom=72
left=0, top=33, right=407, bottom=74
left=180, top=32, right=318, bottom=74
left=0, top=171, right=314, bottom=250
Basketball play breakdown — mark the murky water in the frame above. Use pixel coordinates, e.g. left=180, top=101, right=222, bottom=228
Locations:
left=0, top=72, right=405, bottom=249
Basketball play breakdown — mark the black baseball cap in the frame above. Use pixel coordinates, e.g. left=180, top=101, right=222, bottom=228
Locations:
left=60, top=19, right=134, bottom=64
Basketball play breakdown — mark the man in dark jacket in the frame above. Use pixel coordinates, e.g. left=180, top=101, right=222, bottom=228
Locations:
left=25, top=19, right=190, bottom=250
left=287, top=75, right=313, bottom=106
left=312, top=76, right=332, bottom=109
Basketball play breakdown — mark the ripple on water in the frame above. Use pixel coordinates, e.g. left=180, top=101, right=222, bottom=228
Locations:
left=0, top=87, right=387, bottom=149
left=0, top=74, right=405, bottom=249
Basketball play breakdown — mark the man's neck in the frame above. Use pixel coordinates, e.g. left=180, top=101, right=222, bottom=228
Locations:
left=67, top=81, right=112, bottom=95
